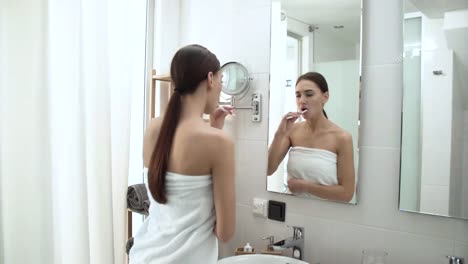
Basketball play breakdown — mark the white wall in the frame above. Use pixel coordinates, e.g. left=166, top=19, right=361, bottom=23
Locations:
left=314, top=31, right=357, bottom=63
left=421, top=17, right=448, bottom=51
left=158, top=0, right=468, bottom=263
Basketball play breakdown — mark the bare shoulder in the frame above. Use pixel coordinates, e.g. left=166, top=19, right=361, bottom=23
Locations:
left=176, top=122, right=234, bottom=149
left=199, top=126, right=234, bottom=151
left=181, top=125, right=234, bottom=168
left=324, top=121, right=351, bottom=145
left=332, top=126, right=353, bottom=150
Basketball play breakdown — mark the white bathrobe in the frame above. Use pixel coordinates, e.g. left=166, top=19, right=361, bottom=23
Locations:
left=129, top=172, right=218, bottom=264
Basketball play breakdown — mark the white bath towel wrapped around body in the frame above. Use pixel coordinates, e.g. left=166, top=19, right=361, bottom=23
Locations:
left=129, top=172, right=217, bottom=264
left=287, top=146, right=338, bottom=198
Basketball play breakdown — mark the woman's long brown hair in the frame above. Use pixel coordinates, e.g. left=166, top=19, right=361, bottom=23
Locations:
left=148, top=44, right=220, bottom=204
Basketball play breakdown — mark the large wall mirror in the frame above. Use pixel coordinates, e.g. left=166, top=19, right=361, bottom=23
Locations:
left=400, top=0, right=468, bottom=219
left=267, top=0, right=362, bottom=204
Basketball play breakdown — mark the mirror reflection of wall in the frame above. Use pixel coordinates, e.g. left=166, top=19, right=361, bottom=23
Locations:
left=400, top=0, right=468, bottom=219
left=267, top=0, right=362, bottom=204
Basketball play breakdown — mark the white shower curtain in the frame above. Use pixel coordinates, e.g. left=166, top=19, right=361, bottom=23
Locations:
left=0, top=0, right=146, bottom=263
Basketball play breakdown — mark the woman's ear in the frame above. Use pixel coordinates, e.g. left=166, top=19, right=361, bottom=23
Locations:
left=206, top=72, right=214, bottom=91
left=323, top=91, right=329, bottom=103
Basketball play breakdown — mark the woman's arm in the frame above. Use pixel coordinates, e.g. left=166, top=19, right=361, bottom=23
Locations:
left=267, top=132, right=291, bottom=176
left=287, top=132, right=355, bottom=202
left=267, top=113, right=300, bottom=175
left=210, top=105, right=234, bottom=129
left=211, top=133, right=235, bottom=242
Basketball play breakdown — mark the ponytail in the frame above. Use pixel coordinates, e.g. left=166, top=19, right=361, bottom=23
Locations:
left=147, top=44, right=220, bottom=204
left=147, top=91, right=182, bottom=204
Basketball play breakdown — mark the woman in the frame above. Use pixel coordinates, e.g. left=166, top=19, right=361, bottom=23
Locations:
left=267, top=72, right=355, bottom=202
left=130, top=44, right=235, bottom=263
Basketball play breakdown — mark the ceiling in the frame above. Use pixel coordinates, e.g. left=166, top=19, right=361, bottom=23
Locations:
left=406, top=0, right=468, bottom=18
left=281, top=0, right=361, bottom=45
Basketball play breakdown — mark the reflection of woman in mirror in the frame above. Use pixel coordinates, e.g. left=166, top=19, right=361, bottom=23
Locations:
left=267, top=72, right=355, bottom=202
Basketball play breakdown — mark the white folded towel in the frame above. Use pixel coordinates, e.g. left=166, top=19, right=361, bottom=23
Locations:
left=129, top=172, right=217, bottom=264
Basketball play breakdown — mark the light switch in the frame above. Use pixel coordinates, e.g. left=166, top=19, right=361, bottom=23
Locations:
left=252, top=198, right=268, bottom=217
left=268, top=200, right=286, bottom=222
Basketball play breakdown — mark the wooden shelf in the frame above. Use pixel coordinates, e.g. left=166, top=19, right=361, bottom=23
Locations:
left=153, top=73, right=172, bottom=82
left=150, top=69, right=174, bottom=119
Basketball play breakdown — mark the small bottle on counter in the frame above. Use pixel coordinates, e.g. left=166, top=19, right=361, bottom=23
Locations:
left=243, top=243, right=253, bottom=253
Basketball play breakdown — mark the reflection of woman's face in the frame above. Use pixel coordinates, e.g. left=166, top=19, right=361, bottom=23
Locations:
left=295, top=80, right=328, bottom=119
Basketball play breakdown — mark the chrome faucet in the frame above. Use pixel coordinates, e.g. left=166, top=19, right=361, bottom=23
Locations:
left=272, top=226, right=305, bottom=260
left=262, top=235, right=275, bottom=251
left=447, top=256, right=465, bottom=264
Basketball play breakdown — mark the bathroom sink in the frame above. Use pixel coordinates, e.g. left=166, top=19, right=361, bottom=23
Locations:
left=218, top=254, right=309, bottom=264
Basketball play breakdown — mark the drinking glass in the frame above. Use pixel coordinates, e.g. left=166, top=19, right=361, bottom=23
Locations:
left=361, top=249, right=388, bottom=264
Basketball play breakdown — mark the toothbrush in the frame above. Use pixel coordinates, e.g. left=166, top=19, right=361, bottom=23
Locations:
left=218, top=105, right=236, bottom=116
left=286, top=109, right=308, bottom=120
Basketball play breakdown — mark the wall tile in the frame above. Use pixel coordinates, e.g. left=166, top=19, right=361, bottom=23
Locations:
left=231, top=7, right=271, bottom=74
left=285, top=213, right=336, bottom=264
left=263, top=188, right=366, bottom=227
left=233, top=204, right=284, bottom=253
left=235, top=140, right=268, bottom=206
left=222, top=118, right=237, bottom=140
left=359, top=147, right=457, bottom=240
left=454, top=242, right=468, bottom=261
left=360, top=64, right=403, bottom=148
left=234, top=73, right=270, bottom=141
left=454, top=220, right=468, bottom=243
left=331, top=222, right=453, bottom=264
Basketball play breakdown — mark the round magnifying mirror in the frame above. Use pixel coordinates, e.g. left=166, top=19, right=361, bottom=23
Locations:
left=220, top=62, right=250, bottom=96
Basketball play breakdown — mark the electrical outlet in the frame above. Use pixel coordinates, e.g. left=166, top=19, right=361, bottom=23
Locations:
left=252, top=198, right=268, bottom=218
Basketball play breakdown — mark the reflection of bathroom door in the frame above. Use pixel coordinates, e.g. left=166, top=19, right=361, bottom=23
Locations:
left=419, top=49, right=453, bottom=215
left=284, top=33, right=301, bottom=111
left=281, top=33, right=304, bottom=186
left=286, top=32, right=302, bottom=80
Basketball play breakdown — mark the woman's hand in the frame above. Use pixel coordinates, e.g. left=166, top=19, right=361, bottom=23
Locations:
left=287, top=178, right=308, bottom=193
left=275, top=112, right=301, bottom=136
left=210, top=105, right=235, bottom=129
